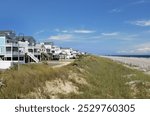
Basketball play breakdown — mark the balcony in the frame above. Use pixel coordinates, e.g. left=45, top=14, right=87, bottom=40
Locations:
left=4, top=51, right=25, bottom=57
left=6, top=43, right=19, bottom=47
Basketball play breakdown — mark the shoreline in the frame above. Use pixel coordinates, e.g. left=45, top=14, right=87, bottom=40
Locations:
left=102, top=56, right=150, bottom=74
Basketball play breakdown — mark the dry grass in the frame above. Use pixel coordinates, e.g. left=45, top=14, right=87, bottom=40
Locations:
left=0, top=55, right=150, bottom=99
left=0, top=63, right=69, bottom=98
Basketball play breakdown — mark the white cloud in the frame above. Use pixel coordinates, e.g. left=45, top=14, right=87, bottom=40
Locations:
left=93, top=32, right=139, bottom=41
left=101, top=32, right=119, bottom=36
left=131, top=47, right=150, bottom=54
left=61, top=30, right=69, bottom=33
left=48, top=34, right=73, bottom=41
left=54, top=29, right=60, bottom=32
left=72, top=29, right=95, bottom=34
left=136, top=47, right=150, bottom=52
left=118, top=43, right=150, bottom=54
left=135, top=43, right=150, bottom=49
left=55, top=29, right=69, bottom=33
left=54, top=28, right=95, bottom=34
left=109, top=8, right=121, bottom=13
left=131, top=0, right=147, bottom=5
left=34, top=30, right=45, bottom=35
left=130, top=20, right=150, bottom=27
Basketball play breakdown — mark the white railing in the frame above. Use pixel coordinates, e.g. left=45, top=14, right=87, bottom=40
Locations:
left=5, top=43, right=18, bottom=47
left=27, top=52, right=39, bottom=63
left=5, top=51, right=24, bottom=56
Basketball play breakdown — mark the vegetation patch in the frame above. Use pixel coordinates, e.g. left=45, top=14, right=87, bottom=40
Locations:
left=0, top=55, right=150, bottom=99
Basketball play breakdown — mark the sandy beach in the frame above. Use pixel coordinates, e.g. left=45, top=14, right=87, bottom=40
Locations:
left=102, top=56, right=150, bottom=73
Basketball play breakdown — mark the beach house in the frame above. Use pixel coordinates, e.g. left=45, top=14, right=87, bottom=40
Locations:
left=0, top=30, right=41, bottom=69
left=0, top=30, right=25, bottom=69
left=17, top=36, right=41, bottom=63
left=40, top=42, right=53, bottom=60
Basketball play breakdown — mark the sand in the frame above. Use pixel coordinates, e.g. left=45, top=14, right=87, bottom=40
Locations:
left=102, top=56, right=150, bottom=72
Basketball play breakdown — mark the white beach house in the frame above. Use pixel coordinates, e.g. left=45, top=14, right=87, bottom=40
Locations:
left=0, top=31, right=41, bottom=69
left=0, top=31, right=25, bottom=69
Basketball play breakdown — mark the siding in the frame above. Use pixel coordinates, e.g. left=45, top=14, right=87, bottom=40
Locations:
left=0, top=36, right=6, bottom=54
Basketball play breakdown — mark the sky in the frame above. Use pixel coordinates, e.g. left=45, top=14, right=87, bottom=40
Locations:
left=0, top=0, right=150, bottom=55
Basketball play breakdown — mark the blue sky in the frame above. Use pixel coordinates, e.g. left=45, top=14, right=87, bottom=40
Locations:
left=0, top=0, right=150, bottom=55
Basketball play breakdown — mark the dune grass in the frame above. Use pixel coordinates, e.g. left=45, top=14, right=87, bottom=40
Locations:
left=0, top=64, right=68, bottom=98
left=61, top=55, right=150, bottom=98
left=0, top=55, right=150, bottom=99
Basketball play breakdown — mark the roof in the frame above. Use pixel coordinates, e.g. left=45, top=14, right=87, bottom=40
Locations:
left=0, top=30, right=15, bottom=36
left=60, top=47, right=72, bottom=50
left=0, top=30, right=15, bottom=33
left=0, top=30, right=36, bottom=45
left=16, top=36, right=36, bottom=45
left=0, top=30, right=16, bottom=39
left=44, top=41, right=54, bottom=45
